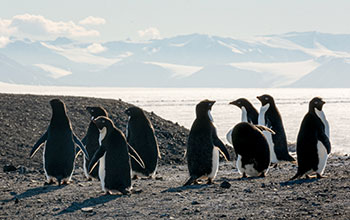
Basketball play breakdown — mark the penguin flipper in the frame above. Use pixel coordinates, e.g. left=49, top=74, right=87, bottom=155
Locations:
left=318, top=130, right=331, bottom=154
left=212, top=135, right=231, bottom=161
left=255, top=125, right=275, bottom=134
left=81, top=135, right=87, bottom=146
left=128, top=144, right=145, bottom=169
left=29, top=131, right=48, bottom=158
left=88, top=145, right=105, bottom=174
left=73, top=134, right=90, bottom=160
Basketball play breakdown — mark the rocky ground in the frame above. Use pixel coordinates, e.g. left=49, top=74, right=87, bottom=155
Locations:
left=0, top=94, right=349, bottom=219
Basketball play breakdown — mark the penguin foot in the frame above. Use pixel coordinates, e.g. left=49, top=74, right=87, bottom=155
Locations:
left=241, top=173, right=247, bottom=179
left=183, top=176, right=198, bottom=186
left=61, top=180, right=70, bottom=185
left=207, top=178, right=214, bottom=185
left=103, top=191, right=111, bottom=196
left=120, top=189, right=131, bottom=195
left=305, top=174, right=311, bottom=179
left=132, top=175, right=139, bottom=180
left=259, top=172, right=266, bottom=178
left=44, top=179, right=55, bottom=186
left=272, top=163, right=278, bottom=169
left=147, top=175, right=154, bottom=180
left=316, top=173, right=326, bottom=179
left=86, top=177, right=92, bottom=181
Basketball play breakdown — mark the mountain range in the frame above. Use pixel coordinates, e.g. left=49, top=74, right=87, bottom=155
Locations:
left=0, top=32, right=349, bottom=87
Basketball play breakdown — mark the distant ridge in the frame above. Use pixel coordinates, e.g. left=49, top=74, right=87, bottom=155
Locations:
left=0, top=32, right=350, bottom=87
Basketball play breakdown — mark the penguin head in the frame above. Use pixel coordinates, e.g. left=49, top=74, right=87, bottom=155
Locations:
left=309, top=97, right=325, bottom=111
left=86, top=106, right=108, bottom=120
left=125, top=106, right=145, bottom=118
left=93, top=116, right=114, bottom=131
left=230, top=98, right=250, bottom=109
left=257, top=94, right=275, bottom=106
left=49, top=98, right=67, bottom=114
left=196, top=99, right=215, bottom=119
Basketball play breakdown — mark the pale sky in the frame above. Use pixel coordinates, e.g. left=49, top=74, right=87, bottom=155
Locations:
left=1, top=0, right=350, bottom=42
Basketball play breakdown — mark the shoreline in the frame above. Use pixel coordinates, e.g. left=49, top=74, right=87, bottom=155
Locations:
left=0, top=93, right=349, bottom=219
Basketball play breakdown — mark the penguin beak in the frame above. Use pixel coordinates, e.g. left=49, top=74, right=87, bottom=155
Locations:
left=209, top=100, right=216, bottom=106
left=256, top=96, right=262, bottom=102
left=229, top=100, right=237, bottom=106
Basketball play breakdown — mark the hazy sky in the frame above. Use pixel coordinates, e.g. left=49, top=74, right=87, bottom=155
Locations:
left=1, top=0, right=350, bottom=42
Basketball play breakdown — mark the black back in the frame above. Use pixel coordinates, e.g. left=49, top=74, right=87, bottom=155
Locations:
left=231, top=122, right=270, bottom=172
left=125, top=106, right=159, bottom=176
left=45, top=99, right=75, bottom=181
left=82, top=106, right=108, bottom=179
left=187, top=100, right=230, bottom=178
left=230, top=98, right=259, bottom=124
left=295, top=97, right=331, bottom=176
left=257, top=94, right=294, bottom=161
left=90, top=116, right=131, bottom=192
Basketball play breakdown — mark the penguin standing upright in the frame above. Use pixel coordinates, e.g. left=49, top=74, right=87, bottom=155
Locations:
left=184, top=99, right=231, bottom=186
left=291, top=97, right=331, bottom=180
left=125, top=106, right=161, bottom=179
left=29, top=99, right=89, bottom=185
left=257, top=94, right=295, bottom=164
left=88, top=116, right=144, bottom=195
left=81, top=106, right=108, bottom=180
left=226, top=98, right=259, bottom=145
left=231, top=122, right=271, bottom=178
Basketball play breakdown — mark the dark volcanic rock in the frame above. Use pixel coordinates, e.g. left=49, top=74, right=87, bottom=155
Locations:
left=3, top=165, right=17, bottom=172
left=0, top=93, right=189, bottom=169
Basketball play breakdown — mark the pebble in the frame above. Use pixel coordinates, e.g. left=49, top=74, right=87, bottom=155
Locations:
left=81, top=207, right=93, bottom=213
left=191, top=201, right=200, bottom=205
left=3, top=165, right=16, bottom=172
left=220, top=181, right=231, bottom=189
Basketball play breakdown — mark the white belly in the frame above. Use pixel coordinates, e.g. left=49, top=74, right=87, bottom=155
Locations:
left=43, top=143, right=51, bottom=181
left=262, top=130, right=277, bottom=163
left=99, top=153, right=106, bottom=192
left=241, top=107, right=248, bottom=123
left=236, top=154, right=260, bottom=177
left=208, top=147, right=219, bottom=179
left=258, top=104, right=270, bottom=126
left=316, top=141, right=328, bottom=175
left=83, top=156, right=89, bottom=179
left=226, top=128, right=233, bottom=145
left=315, top=109, right=330, bottom=138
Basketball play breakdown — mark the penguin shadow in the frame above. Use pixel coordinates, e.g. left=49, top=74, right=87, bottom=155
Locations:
left=162, top=184, right=211, bottom=193
left=0, top=184, right=66, bottom=203
left=280, top=178, right=319, bottom=186
left=220, top=176, right=265, bottom=182
left=55, top=194, right=122, bottom=216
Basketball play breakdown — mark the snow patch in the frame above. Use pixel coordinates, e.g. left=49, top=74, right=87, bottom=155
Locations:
left=144, top=61, right=202, bottom=77
left=34, top=64, right=72, bottom=79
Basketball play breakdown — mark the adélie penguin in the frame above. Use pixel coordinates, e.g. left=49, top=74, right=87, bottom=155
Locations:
left=290, top=97, right=331, bottom=180
left=231, top=122, right=272, bottom=178
left=184, top=99, right=231, bottom=186
left=257, top=94, right=295, bottom=165
left=88, top=116, right=144, bottom=195
left=81, top=106, right=108, bottom=180
left=29, top=99, right=89, bottom=185
left=226, top=98, right=259, bottom=145
left=125, top=106, right=161, bottom=179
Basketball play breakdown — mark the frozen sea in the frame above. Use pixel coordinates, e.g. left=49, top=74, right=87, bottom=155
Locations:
left=1, top=83, right=349, bottom=154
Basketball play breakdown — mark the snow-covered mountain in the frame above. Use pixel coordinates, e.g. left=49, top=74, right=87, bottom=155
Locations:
left=0, top=32, right=349, bottom=87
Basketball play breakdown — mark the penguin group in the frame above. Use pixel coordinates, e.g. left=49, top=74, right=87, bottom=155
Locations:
left=29, top=94, right=331, bottom=194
